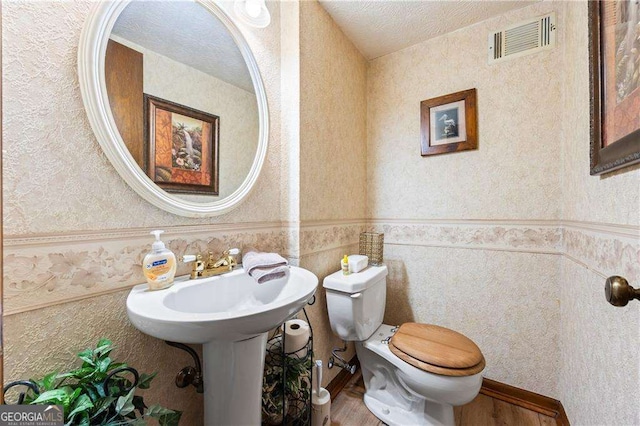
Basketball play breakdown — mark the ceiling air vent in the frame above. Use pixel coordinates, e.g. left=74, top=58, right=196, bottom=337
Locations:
left=488, top=13, right=556, bottom=64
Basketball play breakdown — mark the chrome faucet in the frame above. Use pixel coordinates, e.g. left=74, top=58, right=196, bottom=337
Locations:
left=181, top=248, right=240, bottom=279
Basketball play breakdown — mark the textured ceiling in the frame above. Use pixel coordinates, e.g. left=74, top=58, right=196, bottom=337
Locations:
left=112, top=1, right=254, bottom=93
left=318, top=0, right=538, bottom=59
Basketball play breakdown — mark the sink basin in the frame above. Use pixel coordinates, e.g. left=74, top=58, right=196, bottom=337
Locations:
left=127, top=266, right=317, bottom=342
left=126, top=266, right=318, bottom=425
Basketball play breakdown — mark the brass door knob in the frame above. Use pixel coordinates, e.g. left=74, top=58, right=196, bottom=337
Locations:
left=605, top=276, right=640, bottom=307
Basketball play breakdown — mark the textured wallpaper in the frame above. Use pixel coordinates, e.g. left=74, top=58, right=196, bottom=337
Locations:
left=299, top=0, right=368, bottom=222
left=559, top=259, right=639, bottom=425
left=560, top=1, right=640, bottom=227
left=559, top=2, right=640, bottom=424
left=367, top=2, right=563, bottom=222
left=2, top=0, right=283, bottom=235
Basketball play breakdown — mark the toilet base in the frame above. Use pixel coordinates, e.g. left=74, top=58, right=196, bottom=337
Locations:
left=363, top=393, right=454, bottom=426
left=355, top=324, right=482, bottom=426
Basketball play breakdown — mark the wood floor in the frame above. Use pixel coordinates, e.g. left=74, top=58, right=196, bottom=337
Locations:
left=331, top=372, right=556, bottom=426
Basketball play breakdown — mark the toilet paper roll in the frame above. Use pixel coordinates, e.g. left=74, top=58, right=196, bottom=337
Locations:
left=282, top=319, right=310, bottom=358
left=311, top=388, right=331, bottom=426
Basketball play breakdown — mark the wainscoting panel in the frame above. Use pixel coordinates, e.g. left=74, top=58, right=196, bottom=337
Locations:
left=3, top=222, right=284, bottom=315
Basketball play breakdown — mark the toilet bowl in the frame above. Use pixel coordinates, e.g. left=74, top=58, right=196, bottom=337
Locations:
left=323, top=266, right=485, bottom=426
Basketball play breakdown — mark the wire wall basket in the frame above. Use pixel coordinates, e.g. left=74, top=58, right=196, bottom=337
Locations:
left=359, top=232, right=384, bottom=265
left=262, top=306, right=314, bottom=426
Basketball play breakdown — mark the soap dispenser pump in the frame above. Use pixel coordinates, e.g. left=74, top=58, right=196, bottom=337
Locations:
left=143, top=230, right=177, bottom=290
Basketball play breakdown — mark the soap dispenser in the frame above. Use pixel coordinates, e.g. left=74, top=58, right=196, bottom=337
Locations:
left=143, top=230, right=177, bottom=290
left=341, top=255, right=350, bottom=275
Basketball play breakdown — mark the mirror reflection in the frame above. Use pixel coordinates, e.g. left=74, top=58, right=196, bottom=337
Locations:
left=106, top=0, right=259, bottom=201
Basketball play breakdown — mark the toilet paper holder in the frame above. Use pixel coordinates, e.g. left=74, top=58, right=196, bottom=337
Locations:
left=263, top=307, right=315, bottom=424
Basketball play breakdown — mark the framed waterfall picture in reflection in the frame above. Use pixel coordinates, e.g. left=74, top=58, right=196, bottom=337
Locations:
left=144, top=94, right=220, bottom=195
left=590, top=0, right=640, bottom=175
left=420, top=88, right=478, bottom=156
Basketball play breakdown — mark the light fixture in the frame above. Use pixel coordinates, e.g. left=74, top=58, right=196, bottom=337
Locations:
left=234, top=0, right=271, bottom=28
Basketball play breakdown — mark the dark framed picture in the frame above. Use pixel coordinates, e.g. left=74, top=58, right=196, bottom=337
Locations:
left=144, top=94, right=219, bottom=195
left=420, top=88, right=478, bottom=156
left=590, top=1, right=640, bottom=175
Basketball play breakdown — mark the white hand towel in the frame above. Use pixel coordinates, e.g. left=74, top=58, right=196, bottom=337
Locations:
left=242, top=249, right=289, bottom=283
left=250, top=265, right=290, bottom=284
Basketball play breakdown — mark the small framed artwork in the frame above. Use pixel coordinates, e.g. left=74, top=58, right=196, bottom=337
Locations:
left=590, top=1, right=640, bottom=175
left=420, top=88, right=478, bottom=157
left=144, top=94, right=219, bottom=195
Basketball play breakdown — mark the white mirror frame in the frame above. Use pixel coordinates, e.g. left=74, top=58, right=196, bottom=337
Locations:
left=78, top=0, right=269, bottom=217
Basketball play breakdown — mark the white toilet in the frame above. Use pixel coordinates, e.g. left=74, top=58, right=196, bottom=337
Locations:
left=323, top=265, right=485, bottom=426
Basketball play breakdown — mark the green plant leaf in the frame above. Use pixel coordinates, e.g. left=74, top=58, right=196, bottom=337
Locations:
left=22, top=339, right=181, bottom=426
left=67, top=393, right=94, bottom=419
left=77, top=349, right=95, bottom=367
left=146, top=405, right=182, bottom=426
left=78, top=414, right=91, bottom=426
left=93, top=340, right=115, bottom=362
left=89, top=395, right=116, bottom=423
left=80, top=385, right=98, bottom=403
left=107, top=418, right=145, bottom=426
left=91, top=382, right=107, bottom=399
left=115, top=388, right=136, bottom=417
left=66, top=411, right=90, bottom=426
left=95, top=345, right=114, bottom=359
left=30, top=387, right=73, bottom=405
left=96, top=357, right=112, bottom=373
left=92, top=371, right=108, bottom=384
left=42, top=371, right=59, bottom=390
left=159, top=410, right=182, bottom=426
left=57, top=367, right=94, bottom=380
left=145, top=405, right=175, bottom=417
left=107, top=362, right=127, bottom=372
left=137, top=372, right=157, bottom=390
left=96, top=338, right=113, bottom=349
left=68, top=388, right=82, bottom=405
left=108, top=384, right=127, bottom=398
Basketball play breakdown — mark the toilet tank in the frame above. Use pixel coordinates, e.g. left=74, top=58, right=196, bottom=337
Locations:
left=323, top=265, right=388, bottom=341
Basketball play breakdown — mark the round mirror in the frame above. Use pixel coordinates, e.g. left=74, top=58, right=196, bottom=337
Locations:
left=78, top=0, right=268, bottom=217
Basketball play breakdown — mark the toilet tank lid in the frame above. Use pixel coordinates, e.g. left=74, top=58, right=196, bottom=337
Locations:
left=323, top=265, right=388, bottom=293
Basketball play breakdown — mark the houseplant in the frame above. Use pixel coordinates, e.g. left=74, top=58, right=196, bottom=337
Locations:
left=5, top=339, right=181, bottom=425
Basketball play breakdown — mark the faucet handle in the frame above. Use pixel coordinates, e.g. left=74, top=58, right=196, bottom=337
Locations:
left=182, top=254, right=205, bottom=279
left=227, top=248, right=240, bottom=265
left=211, top=248, right=240, bottom=269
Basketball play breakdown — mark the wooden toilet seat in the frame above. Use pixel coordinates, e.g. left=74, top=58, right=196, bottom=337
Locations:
left=389, top=323, right=485, bottom=377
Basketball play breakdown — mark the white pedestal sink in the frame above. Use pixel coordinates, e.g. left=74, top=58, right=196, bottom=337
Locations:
left=126, top=266, right=318, bottom=425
